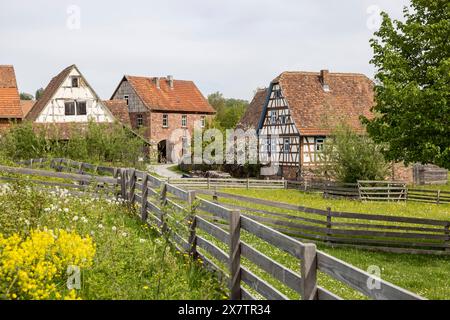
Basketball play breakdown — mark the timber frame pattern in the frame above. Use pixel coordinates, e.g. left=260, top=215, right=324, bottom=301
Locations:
left=258, top=82, right=301, bottom=167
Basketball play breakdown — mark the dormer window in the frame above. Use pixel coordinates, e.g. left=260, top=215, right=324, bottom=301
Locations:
left=71, top=77, right=79, bottom=88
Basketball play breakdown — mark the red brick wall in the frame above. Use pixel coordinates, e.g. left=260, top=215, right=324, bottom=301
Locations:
left=390, top=162, right=414, bottom=184
left=149, top=112, right=212, bottom=145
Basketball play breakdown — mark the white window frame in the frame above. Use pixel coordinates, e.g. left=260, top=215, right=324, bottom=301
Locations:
left=283, top=138, right=290, bottom=154
left=137, top=114, right=144, bottom=127
left=181, top=114, right=187, bottom=128
left=71, top=76, right=79, bottom=88
left=200, top=115, right=206, bottom=128
left=315, top=138, right=325, bottom=151
left=162, top=114, right=168, bottom=128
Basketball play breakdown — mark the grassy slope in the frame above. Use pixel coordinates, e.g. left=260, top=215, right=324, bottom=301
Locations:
left=0, top=183, right=227, bottom=300
left=210, top=188, right=450, bottom=300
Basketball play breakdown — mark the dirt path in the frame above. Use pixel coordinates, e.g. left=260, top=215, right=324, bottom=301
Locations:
left=147, top=164, right=183, bottom=179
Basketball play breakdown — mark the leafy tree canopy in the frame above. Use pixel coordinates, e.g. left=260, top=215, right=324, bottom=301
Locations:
left=362, top=0, right=450, bottom=169
left=19, top=92, right=33, bottom=100
left=35, top=88, right=44, bottom=100
left=208, top=91, right=248, bottom=129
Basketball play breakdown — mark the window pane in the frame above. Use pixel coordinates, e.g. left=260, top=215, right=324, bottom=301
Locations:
left=72, top=77, right=79, bottom=87
left=65, top=102, right=75, bottom=115
left=137, top=114, right=143, bottom=127
left=76, top=101, right=87, bottom=115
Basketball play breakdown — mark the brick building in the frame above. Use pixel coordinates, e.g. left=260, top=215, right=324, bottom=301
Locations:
left=110, top=75, right=215, bottom=162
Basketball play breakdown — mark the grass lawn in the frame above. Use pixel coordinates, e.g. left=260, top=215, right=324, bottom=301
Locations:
left=0, top=182, right=226, bottom=300
left=195, top=188, right=450, bottom=300
left=218, top=188, right=450, bottom=220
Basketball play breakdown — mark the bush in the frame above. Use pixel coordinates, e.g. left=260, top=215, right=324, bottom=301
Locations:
left=316, top=125, right=389, bottom=183
left=0, top=121, right=146, bottom=166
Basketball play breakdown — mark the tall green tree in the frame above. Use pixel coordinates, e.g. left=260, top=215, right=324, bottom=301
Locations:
left=35, top=88, right=44, bottom=100
left=362, top=0, right=450, bottom=169
left=19, top=92, right=33, bottom=100
left=207, top=92, right=248, bottom=129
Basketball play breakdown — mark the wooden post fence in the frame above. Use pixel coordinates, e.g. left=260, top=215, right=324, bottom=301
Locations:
left=229, top=209, right=241, bottom=300
left=445, top=223, right=450, bottom=253
left=301, top=243, right=318, bottom=300
left=140, top=173, right=149, bottom=222
left=326, top=207, right=332, bottom=244
left=160, top=182, right=168, bottom=233
left=187, top=190, right=197, bottom=258
left=128, top=169, right=136, bottom=203
left=120, top=169, right=127, bottom=200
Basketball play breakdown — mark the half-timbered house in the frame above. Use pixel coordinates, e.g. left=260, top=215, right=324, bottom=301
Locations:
left=26, top=65, right=118, bottom=125
left=239, top=70, right=374, bottom=179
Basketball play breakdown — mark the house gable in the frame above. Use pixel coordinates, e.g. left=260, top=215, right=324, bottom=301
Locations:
left=258, top=82, right=301, bottom=166
left=27, top=65, right=115, bottom=123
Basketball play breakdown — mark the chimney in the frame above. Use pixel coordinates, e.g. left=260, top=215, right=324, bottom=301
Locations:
left=153, top=77, right=160, bottom=89
left=320, top=70, right=330, bottom=92
left=167, top=75, right=174, bottom=89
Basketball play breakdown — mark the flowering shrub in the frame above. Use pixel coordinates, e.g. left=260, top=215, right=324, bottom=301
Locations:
left=0, top=229, right=96, bottom=300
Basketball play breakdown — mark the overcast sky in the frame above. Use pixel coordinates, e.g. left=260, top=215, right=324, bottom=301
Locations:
left=0, top=0, right=409, bottom=101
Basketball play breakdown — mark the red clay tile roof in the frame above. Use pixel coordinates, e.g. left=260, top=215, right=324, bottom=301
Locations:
left=269, top=71, right=374, bottom=136
left=20, top=100, right=35, bottom=117
left=238, top=88, right=268, bottom=130
left=0, top=65, right=22, bottom=118
left=118, top=76, right=215, bottom=114
left=26, top=65, right=76, bottom=121
left=102, top=99, right=131, bottom=126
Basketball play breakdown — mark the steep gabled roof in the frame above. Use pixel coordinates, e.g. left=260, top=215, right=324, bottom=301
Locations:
left=238, top=88, right=268, bottom=130
left=102, top=99, right=131, bottom=126
left=20, top=100, right=35, bottom=118
left=0, top=65, right=22, bottom=118
left=113, top=75, right=215, bottom=114
left=25, top=65, right=75, bottom=121
left=259, top=71, right=374, bottom=136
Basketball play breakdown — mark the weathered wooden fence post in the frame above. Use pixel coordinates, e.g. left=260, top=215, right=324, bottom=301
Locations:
left=301, top=243, right=318, bottom=300
left=160, top=182, right=168, bottom=233
left=120, top=169, right=127, bottom=200
left=187, top=190, right=198, bottom=258
left=326, top=207, right=332, bottom=244
left=229, top=209, right=241, bottom=300
left=436, top=190, right=441, bottom=205
left=140, top=173, right=149, bottom=222
left=207, top=177, right=210, bottom=190
left=445, top=223, right=450, bottom=252
left=128, top=169, right=136, bottom=203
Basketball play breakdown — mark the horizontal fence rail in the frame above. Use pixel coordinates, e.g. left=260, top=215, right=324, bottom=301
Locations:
left=0, top=158, right=427, bottom=300
left=18, top=158, right=449, bottom=204
left=196, top=190, right=450, bottom=255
